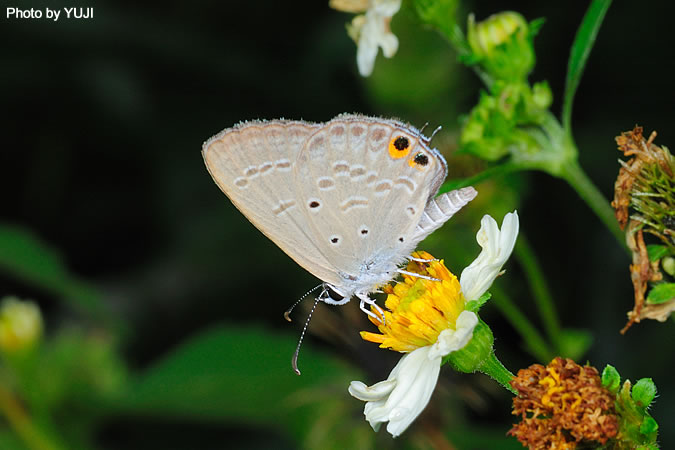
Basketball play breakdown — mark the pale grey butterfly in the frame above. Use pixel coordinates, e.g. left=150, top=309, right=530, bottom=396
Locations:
left=202, top=114, right=476, bottom=366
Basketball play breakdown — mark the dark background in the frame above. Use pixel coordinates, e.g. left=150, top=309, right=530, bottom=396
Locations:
left=1, top=1, right=673, bottom=448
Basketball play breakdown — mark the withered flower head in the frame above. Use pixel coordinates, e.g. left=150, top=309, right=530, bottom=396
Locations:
left=612, top=126, right=674, bottom=236
left=509, top=357, right=618, bottom=449
left=611, top=126, right=675, bottom=332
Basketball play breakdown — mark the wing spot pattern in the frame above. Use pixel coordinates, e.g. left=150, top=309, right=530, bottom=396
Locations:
left=272, top=200, right=296, bottom=216
left=334, top=161, right=350, bottom=176
left=406, top=206, right=416, bottom=216
left=244, top=166, right=259, bottom=178
left=308, top=198, right=322, bottom=212
left=317, top=176, right=336, bottom=190
left=259, top=162, right=273, bottom=174
left=374, top=179, right=393, bottom=195
left=308, top=135, right=327, bottom=158
left=234, top=177, right=248, bottom=188
left=394, top=176, right=416, bottom=193
left=340, top=196, right=369, bottom=213
left=275, top=159, right=291, bottom=171
left=350, top=165, right=366, bottom=180
left=370, top=128, right=387, bottom=144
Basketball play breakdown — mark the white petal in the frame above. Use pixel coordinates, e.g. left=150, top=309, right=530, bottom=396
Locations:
left=379, top=33, right=398, bottom=58
left=459, top=211, right=519, bottom=300
left=428, top=311, right=479, bottom=359
left=356, top=35, right=378, bottom=76
left=349, top=346, right=441, bottom=437
left=370, top=0, right=401, bottom=17
left=354, top=0, right=401, bottom=76
left=348, top=379, right=396, bottom=401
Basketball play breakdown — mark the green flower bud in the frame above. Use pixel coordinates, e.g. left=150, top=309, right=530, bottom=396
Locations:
left=0, top=297, right=43, bottom=355
left=531, top=81, right=553, bottom=111
left=443, top=319, right=493, bottom=373
left=601, top=364, right=621, bottom=394
left=466, top=11, right=539, bottom=81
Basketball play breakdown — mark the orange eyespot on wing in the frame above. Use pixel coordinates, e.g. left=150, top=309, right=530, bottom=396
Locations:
left=388, top=135, right=412, bottom=159
left=408, top=151, right=430, bottom=170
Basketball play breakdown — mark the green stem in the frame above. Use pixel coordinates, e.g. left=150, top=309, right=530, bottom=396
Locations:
left=439, top=160, right=527, bottom=193
left=514, top=234, right=562, bottom=349
left=437, top=23, right=494, bottom=88
left=490, top=286, right=554, bottom=362
left=560, top=158, right=627, bottom=250
left=0, top=384, right=66, bottom=450
left=478, top=352, right=516, bottom=395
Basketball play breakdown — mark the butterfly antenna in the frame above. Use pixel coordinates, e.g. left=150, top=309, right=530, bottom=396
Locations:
left=430, top=125, right=442, bottom=142
left=291, top=294, right=322, bottom=375
left=419, top=121, right=430, bottom=134
left=284, top=284, right=322, bottom=322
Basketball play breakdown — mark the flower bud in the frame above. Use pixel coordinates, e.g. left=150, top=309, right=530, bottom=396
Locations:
left=531, top=81, right=553, bottom=110
left=467, top=11, right=537, bottom=81
left=662, top=256, right=675, bottom=277
left=0, top=297, right=43, bottom=355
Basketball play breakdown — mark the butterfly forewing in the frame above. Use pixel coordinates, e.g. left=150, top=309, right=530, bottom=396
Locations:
left=202, top=120, right=341, bottom=284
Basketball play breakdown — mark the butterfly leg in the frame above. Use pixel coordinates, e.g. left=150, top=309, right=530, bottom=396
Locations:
left=407, top=255, right=439, bottom=262
left=357, top=292, right=386, bottom=325
left=396, top=268, right=440, bottom=282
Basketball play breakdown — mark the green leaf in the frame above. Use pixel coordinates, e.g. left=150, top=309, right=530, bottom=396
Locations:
left=601, top=364, right=621, bottom=394
left=640, top=416, right=659, bottom=435
left=0, top=224, right=110, bottom=324
left=646, top=283, right=675, bottom=304
left=116, top=324, right=372, bottom=449
left=647, top=244, right=669, bottom=262
left=465, top=292, right=491, bottom=312
left=632, top=378, right=657, bottom=409
left=557, top=328, right=593, bottom=361
left=562, top=0, right=612, bottom=133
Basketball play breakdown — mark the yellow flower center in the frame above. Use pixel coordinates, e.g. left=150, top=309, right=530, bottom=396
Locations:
left=360, top=251, right=465, bottom=352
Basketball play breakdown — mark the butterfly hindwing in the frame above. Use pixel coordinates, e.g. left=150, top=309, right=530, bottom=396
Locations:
left=293, top=115, right=447, bottom=286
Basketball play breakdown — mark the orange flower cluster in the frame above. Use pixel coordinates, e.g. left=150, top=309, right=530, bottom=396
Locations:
left=508, top=357, right=618, bottom=449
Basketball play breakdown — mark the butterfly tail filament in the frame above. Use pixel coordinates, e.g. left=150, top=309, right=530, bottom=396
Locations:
left=414, top=187, right=478, bottom=240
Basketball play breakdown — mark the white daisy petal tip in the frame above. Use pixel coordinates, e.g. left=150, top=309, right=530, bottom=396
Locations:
left=459, top=211, right=520, bottom=300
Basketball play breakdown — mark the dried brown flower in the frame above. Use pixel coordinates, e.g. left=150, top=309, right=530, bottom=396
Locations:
left=611, top=126, right=675, bottom=332
left=508, top=357, right=618, bottom=449
left=612, top=126, right=674, bottom=233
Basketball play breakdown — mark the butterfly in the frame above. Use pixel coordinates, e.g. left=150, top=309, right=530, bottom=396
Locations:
left=202, top=114, right=476, bottom=320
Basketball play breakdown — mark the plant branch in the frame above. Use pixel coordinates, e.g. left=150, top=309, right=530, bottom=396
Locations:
left=560, top=159, right=627, bottom=250
left=514, top=234, right=562, bottom=348
left=478, top=352, right=516, bottom=395
left=0, top=383, right=66, bottom=450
